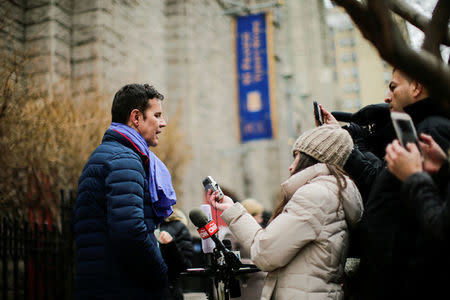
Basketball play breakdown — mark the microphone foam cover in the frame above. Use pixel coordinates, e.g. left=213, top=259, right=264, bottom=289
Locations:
left=189, top=208, right=210, bottom=228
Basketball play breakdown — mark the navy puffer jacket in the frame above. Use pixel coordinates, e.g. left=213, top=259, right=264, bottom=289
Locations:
left=74, top=129, right=168, bottom=299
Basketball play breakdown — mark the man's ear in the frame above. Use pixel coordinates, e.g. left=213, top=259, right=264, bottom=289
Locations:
left=128, top=109, right=141, bottom=128
left=410, top=81, right=423, bottom=98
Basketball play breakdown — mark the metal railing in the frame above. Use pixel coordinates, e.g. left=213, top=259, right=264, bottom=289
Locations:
left=0, top=192, right=75, bottom=300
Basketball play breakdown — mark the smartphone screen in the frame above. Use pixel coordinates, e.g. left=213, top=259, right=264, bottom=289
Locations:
left=391, top=112, right=421, bottom=152
left=313, top=101, right=323, bottom=125
left=395, top=119, right=417, bottom=146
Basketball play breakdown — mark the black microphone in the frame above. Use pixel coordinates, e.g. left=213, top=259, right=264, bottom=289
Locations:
left=189, top=208, right=242, bottom=270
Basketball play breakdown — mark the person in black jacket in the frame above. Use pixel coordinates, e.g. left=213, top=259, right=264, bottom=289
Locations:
left=385, top=134, right=450, bottom=297
left=385, top=134, right=449, bottom=238
left=158, top=208, right=194, bottom=300
left=320, top=69, right=450, bottom=299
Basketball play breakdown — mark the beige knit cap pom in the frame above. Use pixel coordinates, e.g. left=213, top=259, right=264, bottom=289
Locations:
left=292, top=124, right=353, bottom=168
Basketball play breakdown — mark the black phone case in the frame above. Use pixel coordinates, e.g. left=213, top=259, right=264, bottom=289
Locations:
left=313, top=101, right=323, bottom=125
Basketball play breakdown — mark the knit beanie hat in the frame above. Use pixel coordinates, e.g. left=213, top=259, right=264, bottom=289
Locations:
left=292, top=124, right=353, bottom=168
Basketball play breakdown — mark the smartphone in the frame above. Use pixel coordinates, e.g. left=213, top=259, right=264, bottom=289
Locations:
left=202, top=176, right=224, bottom=201
left=313, top=100, right=323, bottom=125
left=391, top=112, right=421, bottom=151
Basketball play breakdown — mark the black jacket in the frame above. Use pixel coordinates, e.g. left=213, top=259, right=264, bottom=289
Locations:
left=159, top=220, right=194, bottom=300
left=398, top=159, right=450, bottom=299
left=345, top=98, right=450, bottom=299
left=159, top=220, right=194, bottom=279
left=345, top=99, right=450, bottom=201
left=402, top=160, right=450, bottom=242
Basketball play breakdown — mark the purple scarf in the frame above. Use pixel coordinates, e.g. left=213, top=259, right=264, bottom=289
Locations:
left=109, top=122, right=176, bottom=221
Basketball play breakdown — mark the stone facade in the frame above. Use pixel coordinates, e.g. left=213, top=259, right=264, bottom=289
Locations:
left=2, top=0, right=334, bottom=213
left=165, top=0, right=247, bottom=209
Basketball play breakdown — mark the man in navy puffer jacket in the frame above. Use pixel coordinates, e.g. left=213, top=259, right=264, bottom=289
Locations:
left=74, top=84, right=176, bottom=299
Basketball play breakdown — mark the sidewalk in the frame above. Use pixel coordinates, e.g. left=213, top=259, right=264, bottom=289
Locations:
left=184, top=293, right=208, bottom=300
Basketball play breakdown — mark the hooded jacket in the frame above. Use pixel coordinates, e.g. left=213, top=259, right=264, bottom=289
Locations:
left=221, top=164, right=363, bottom=300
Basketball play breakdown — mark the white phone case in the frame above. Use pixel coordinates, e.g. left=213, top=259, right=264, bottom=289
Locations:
left=390, top=112, right=419, bottom=148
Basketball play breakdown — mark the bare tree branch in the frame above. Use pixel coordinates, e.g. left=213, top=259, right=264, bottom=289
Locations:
left=390, top=0, right=450, bottom=47
left=331, top=0, right=375, bottom=43
left=422, top=0, right=450, bottom=58
left=332, top=0, right=450, bottom=101
left=367, top=0, right=395, bottom=54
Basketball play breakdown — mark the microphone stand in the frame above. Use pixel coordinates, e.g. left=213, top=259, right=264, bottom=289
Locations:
left=180, top=243, right=260, bottom=300
left=213, top=246, right=240, bottom=300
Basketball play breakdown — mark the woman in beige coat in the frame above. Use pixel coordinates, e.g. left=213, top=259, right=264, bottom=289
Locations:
left=207, top=125, right=363, bottom=300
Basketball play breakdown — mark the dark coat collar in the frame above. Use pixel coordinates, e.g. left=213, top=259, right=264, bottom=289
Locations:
left=102, top=129, right=149, bottom=173
left=403, top=97, right=444, bottom=125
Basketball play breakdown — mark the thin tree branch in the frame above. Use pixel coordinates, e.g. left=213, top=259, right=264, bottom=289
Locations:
left=390, top=0, right=450, bottom=47
left=422, top=0, right=450, bottom=58
left=331, top=0, right=374, bottom=43
left=367, top=0, right=395, bottom=55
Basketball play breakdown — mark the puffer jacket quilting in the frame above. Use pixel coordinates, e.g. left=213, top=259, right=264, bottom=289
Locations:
left=74, top=129, right=168, bottom=299
left=221, top=163, right=363, bottom=300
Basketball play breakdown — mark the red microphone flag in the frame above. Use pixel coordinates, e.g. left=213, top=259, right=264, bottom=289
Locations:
left=197, top=219, right=219, bottom=239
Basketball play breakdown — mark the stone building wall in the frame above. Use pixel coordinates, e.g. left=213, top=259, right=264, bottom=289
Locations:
left=2, top=0, right=335, bottom=213
left=1, top=0, right=166, bottom=97
left=165, top=0, right=247, bottom=210
left=1, top=1, right=25, bottom=57
left=260, top=0, right=335, bottom=209
left=1, top=0, right=72, bottom=89
left=71, top=0, right=167, bottom=98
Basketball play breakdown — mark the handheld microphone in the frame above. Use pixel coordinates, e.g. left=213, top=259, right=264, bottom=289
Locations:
left=189, top=208, right=242, bottom=270
left=200, top=205, right=216, bottom=253
left=189, top=208, right=219, bottom=239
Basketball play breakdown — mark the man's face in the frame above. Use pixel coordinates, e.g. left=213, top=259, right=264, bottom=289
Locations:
left=385, top=70, right=413, bottom=112
left=137, top=98, right=167, bottom=147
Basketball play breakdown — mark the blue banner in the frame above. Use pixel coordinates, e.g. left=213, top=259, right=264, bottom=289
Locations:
left=236, top=13, right=275, bottom=142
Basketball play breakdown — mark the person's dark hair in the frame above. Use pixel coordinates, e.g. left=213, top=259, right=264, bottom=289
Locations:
left=392, top=68, right=412, bottom=83
left=111, top=83, right=164, bottom=124
left=270, top=152, right=348, bottom=222
left=261, top=210, right=272, bottom=228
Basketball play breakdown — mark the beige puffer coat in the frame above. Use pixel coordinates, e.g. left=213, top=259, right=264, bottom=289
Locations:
left=221, top=164, right=363, bottom=300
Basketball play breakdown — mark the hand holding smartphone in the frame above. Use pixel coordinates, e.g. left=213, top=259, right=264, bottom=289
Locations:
left=390, top=112, right=421, bottom=152
left=313, top=101, right=324, bottom=126
left=202, top=176, right=224, bottom=201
